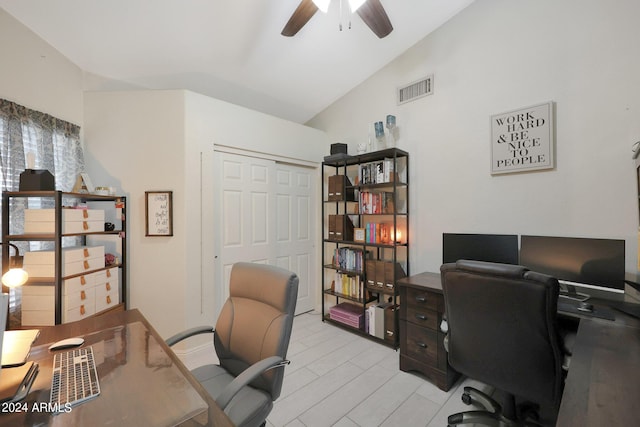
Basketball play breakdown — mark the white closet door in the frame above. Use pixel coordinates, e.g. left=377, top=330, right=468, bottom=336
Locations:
left=274, top=163, right=316, bottom=314
left=214, top=151, right=316, bottom=316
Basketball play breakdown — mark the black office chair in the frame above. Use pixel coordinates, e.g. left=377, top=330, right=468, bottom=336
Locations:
left=167, top=262, right=299, bottom=427
left=440, top=260, right=566, bottom=427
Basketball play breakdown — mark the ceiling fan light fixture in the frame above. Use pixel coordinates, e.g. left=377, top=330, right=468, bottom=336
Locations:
left=312, top=0, right=331, bottom=13
left=348, top=0, right=367, bottom=12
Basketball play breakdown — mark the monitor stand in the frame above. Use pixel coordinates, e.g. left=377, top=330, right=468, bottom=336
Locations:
left=559, top=283, right=590, bottom=302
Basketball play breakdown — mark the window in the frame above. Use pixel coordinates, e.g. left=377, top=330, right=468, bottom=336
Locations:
left=0, top=99, right=85, bottom=319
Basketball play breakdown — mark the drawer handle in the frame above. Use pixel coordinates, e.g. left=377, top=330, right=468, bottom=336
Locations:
left=80, top=305, right=86, bottom=315
left=106, top=295, right=112, bottom=304
left=417, top=342, right=427, bottom=349
left=415, top=314, right=428, bottom=321
left=81, top=290, right=86, bottom=300
left=415, top=296, right=427, bottom=303
left=80, top=276, right=86, bottom=285
left=83, top=260, right=90, bottom=269
left=106, top=282, right=111, bottom=291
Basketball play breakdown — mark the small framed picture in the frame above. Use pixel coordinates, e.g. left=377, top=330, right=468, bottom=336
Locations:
left=354, top=228, right=366, bottom=243
left=145, top=191, right=173, bottom=236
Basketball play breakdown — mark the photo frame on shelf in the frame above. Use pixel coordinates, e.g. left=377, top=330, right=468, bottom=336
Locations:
left=72, top=172, right=95, bottom=194
left=145, top=191, right=173, bottom=236
left=354, top=228, right=366, bottom=243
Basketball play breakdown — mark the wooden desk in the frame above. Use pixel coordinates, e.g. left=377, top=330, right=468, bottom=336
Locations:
left=556, top=318, right=640, bottom=426
left=0, top=309, right=234, bottom=427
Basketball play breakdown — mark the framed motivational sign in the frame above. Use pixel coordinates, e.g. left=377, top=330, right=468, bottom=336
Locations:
left=490, top=101, right=555, bottom=175
left=145, top=191, right=173, bottom=236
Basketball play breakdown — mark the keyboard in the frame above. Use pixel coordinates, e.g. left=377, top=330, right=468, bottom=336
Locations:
left=49, top=346, right=100, bottom=410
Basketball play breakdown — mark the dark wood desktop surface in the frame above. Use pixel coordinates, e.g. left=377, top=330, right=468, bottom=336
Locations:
left=0, top=309, right=234, bottom=427
left=555, top=318, right=640, bottom=426
left=398, top=271, right=640, bottom=426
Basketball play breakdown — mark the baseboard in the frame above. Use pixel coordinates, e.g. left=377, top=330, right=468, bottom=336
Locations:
left=172, top=341, right=219, bottom=371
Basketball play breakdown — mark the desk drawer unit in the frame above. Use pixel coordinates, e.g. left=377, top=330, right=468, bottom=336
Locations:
left=398, top=273, right=460, bottom=391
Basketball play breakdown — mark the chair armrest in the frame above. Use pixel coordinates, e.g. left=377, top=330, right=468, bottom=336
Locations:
left=216, top=355, right=290, bottom=409
left=165, top=326, right=215, bottom=347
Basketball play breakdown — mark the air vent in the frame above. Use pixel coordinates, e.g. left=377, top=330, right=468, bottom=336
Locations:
left=397, top=75, right=433, bottom=105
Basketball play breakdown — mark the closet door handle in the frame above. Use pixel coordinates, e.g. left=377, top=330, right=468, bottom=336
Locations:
left=415, top=296, right=427, bottom=303
left=416, top=342, right=427, bottom=349
left=415, top=313, right=427, bottom=321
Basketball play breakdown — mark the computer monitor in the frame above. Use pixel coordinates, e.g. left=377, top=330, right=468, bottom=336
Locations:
left=519, top=235, right=625, bottom=301
left=442, top=233, right=519, bottom=265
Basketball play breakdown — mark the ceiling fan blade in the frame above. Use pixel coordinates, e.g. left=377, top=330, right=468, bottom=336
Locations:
left=356, top=0, right=393, bottom=38
left=281, top=0, right=319, bottom=37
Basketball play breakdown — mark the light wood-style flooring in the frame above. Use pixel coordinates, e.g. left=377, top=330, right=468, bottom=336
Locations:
left=265, top=311, right=491, bottom=427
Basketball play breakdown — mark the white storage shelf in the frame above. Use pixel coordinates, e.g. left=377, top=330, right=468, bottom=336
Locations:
left=21, top=266, right=120, bottom=325
left=1, top=191, right=127, bottom=327
left=24, top=208, right=105, bottom=234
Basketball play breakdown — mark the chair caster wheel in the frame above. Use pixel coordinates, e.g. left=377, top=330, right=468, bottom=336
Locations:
left=461, top=392, right=472, bottom=405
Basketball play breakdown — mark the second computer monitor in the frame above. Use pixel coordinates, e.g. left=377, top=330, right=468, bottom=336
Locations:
left=519, top=235, right=625, bottom=292
left=442, top=233, right=519, bottom=265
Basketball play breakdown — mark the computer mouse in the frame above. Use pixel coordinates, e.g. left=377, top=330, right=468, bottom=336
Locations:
left=577, top=301, right=594, bottom=313
left=49, top=337, right=85, bottom=351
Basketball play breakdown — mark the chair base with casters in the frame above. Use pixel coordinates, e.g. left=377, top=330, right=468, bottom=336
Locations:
left=448, top=386, right=544, bottom=427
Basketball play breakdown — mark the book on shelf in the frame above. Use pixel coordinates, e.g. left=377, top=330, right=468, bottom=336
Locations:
left=332, top=247, right=368, bottom=272
left=358, top=157, right=400, bottom=185
left=330, top=273, right=364, bottom=299
left=367, top=303, right=391, bottom=338
left=359, top=191, right=395, bottom=215
left=365, top=222, right=399, bottom=244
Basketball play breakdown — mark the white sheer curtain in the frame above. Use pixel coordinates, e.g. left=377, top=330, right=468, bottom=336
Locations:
left=0, top=98, right=86, bottom=324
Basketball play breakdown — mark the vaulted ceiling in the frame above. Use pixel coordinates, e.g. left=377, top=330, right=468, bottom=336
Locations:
left=0, top=0, right=475, bottom=123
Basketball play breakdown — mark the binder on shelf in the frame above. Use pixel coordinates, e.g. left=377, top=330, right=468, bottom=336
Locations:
left=328, top=215, right=354, bottom=241
left=365, top=260, right=406, bottom=293
left=366, top=259, right=377, bottom=289
left=375, top=260, right=386, bottom=289
left=328, top=175, right=355, bottom=202
left=384, top=304, right=399, bottom=343
left=384, top=262, right=407, bottom=292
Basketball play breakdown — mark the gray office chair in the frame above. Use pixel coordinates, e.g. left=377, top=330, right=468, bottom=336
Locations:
left=440, top=260, right=566, bottom=427
left=167, top=262, right=299, bottom=427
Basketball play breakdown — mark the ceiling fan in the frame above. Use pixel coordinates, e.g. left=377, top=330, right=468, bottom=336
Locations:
left=281, top=0, right=393, bottom=39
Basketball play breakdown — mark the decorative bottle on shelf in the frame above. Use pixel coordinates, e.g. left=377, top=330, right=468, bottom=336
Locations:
left=386, top=115, right=396, bottom=148
left=374, top=121, right=385, bottom=150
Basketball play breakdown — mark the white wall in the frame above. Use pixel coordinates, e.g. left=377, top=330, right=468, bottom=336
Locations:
left=307, top=0, right=640, bottom=274
left=0, top=8, right=83, bottom=126
left=84, top=89, right=328, bottom=339
left=83, top=90, right=187, bottom=337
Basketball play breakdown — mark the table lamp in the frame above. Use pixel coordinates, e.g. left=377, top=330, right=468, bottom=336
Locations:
left=1, top=242, right=28, bottom=288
